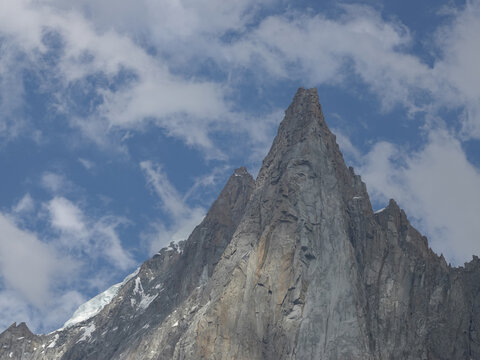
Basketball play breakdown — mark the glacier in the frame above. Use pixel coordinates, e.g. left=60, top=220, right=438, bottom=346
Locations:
left=61, top=267, right=139, bottom=329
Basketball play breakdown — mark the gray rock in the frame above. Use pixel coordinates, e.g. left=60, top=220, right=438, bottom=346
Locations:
left=1, top=88, right=478, bottom=360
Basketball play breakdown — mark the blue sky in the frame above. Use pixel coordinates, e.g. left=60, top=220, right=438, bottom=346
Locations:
left=0, top=0, right=479, bottom=333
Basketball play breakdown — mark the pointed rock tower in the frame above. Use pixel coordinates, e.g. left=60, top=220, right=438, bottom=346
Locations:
left=1, top=88, right=479, bottom=360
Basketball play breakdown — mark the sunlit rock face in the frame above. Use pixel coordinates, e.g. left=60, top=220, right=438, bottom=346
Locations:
left=1, top=88, right=479, bottom=360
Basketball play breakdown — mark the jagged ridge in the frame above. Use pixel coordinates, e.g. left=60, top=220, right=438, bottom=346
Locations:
left=1, top=88, right=479, bottom=360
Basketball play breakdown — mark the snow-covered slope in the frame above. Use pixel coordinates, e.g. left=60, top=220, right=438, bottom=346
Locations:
left=61, top=268, right=139, bottom=329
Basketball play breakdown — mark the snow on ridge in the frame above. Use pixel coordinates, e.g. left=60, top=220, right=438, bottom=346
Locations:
left=139, top=293, right=158, bottom=310
left=61, top=267, right=140, bottom=330
left=47, top=334, right=59, bottom=348
left=130, top=276, right=158, bottom=311
left=77, top=323, right=96, bottom=343
left=133, top=277, right=143, bottom=295
left=374, top=207, right=386, bottom=214
left=156, top=241, right=185, bottom=255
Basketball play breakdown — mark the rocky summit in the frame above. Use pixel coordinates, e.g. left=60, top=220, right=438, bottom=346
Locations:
left=1, top=88, right=479, bottom=360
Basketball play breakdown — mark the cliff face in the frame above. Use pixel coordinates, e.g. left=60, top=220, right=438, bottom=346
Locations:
left=1, top=88, right=479, bottom=360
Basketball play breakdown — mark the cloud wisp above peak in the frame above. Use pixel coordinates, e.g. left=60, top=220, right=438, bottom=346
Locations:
left=1, top=0, right=477, bottom=155
left=140, top=160, right=207, bottom=254
left=0, top=0, right=479, bottom=335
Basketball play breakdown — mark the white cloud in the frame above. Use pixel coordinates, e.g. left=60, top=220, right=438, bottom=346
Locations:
left=0, top=289, right=34, bottom=331
left=78, top=158, right=94, bottom=170
left=0, top=191, right=135, bottom=333
left=12, top=193, right=35, bottom=214
left=0, top=214, right=71, bottom=307
left=46, top=196, right=135, bottom=270
left=433, top=0, right=480, bottom=139
left=140, top=161, right=190, bottom=218
left=0, top=0, right=478, bottom=153
left=41, top=172, right=69, bottom=193
left=225, top=6, right=440, bottom=113
left=47, top=197, right=86, bottom=234
left=50, top=0, right=268, bottom=49
left=228, top=2, right=479, bottom=140
left=0, top=0, right=233, bottom=156
left=0, top=288, right=86, bottom=334
left=92, top=217, right=135, bottom=271
left=140, top=160, right=206, bottom=253
left=1, top=193, right=83, bottom=333
left=357, top=130, right=480, bottom=265
left=0, top=0, right=478, bottom=333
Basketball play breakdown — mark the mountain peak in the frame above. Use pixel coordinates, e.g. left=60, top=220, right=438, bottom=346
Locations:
left=3, top=88, right=480, bottom=360
left=233, top=166, right=250, bottom=177
left=289, top=87, right=320, bottom=111
left=280, top=87, right=326, bottom=137
left=256, top=87, right=350, bottom=195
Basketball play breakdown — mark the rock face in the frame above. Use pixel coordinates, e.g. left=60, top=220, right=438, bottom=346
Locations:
left=1, top=88, right=479, bottom=360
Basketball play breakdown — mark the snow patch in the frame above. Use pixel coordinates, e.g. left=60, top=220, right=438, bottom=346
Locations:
left=47, top=334, right=59, bottom=349
left=353, top=196, right=362, bottom=200
left=130, top=276, right=157, bottom=310
left=375, top=207, right=386, bottom=214
left=61, top=267, right=140, bottom=329
left=133, top=277, right=144, bottom=295
left=77, top=323, right=96, bottom=343
left=139, top=293, right=158, bottom=310
left=158, top=241, right=184, bottom=255
left=172, top=321, right=178, bottom=327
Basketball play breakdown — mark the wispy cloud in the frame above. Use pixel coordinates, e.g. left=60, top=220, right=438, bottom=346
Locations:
left=0, top=0, right=232, bottom=156
left=12, top=193, right=35, bottom=214
left=46, top=196, right=134, bottom=270
left=433, top=0, right=480, bottom=139
left=140, top=161, right=206, bottom=253
left=140, top=161, right=191, bottom=219
left=0, top=0, right=478, bottom=152
left=78, top=158, right=94, bottom=170
left=41, top=172, right=70, bottom=194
